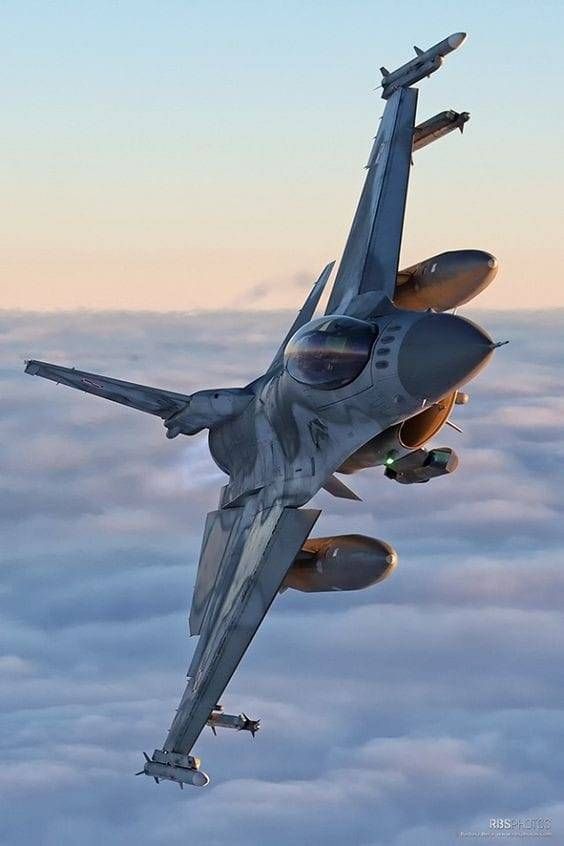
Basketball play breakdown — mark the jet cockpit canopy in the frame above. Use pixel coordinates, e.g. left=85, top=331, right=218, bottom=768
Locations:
left=285, top=316, right=377, bottom=390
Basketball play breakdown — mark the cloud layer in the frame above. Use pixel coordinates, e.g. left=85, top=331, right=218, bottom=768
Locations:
left=1, top=308, right=563, bottom=846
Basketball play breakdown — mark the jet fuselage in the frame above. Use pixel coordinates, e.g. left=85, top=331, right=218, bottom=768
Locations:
left=209, top=307, right=493, bottom=510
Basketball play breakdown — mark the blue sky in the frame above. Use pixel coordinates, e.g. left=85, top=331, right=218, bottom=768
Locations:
left=1, top=0, right=563, bottom=309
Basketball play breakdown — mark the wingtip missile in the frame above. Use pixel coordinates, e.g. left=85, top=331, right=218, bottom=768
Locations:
left=448, top=32, right=467, bottom=50
left=140, top=749, right=210, bottom=788
left=381, top=32, right=467, bottom=98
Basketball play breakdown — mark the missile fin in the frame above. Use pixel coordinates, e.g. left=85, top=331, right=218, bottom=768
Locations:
left=380, top=66, right=390, bottom=76
left=414, top=45, right=424, bottom=56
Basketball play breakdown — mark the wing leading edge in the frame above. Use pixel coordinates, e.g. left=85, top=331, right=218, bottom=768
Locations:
left=325, top=86, right=418, bottom=315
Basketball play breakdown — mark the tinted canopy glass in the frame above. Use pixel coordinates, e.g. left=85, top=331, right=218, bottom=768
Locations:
left=285, top=317, right=376, bottom=389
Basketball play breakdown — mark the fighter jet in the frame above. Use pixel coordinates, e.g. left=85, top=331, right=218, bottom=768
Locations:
left=25, top=32, right=501, bottom=788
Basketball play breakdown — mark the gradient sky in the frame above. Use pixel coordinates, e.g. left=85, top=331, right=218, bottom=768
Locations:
left=1, top=308, right=563, bottom=845
left=2, top=0, right=563, bottom=311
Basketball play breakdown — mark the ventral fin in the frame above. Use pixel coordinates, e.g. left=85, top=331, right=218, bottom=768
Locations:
left=322, top=474, right=362, bottom=501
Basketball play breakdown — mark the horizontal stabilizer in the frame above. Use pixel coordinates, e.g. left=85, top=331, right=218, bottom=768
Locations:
left=25, top=359, right=252, bottom=437
left=25, top=359, right=192, bottom=419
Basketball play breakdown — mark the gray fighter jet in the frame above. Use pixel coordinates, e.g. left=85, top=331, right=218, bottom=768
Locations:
left=25, top=32, right=502, bottom=788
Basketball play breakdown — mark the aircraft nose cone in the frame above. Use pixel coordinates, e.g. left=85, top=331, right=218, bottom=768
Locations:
left=398, top=313, right=494, bottom=400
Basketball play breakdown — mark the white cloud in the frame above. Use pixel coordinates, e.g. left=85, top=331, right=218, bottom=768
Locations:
left=0, top=309, right=563, bottom=846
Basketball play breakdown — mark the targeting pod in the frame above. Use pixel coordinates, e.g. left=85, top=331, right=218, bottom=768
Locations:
left=385, top=447, right=459, bottom=484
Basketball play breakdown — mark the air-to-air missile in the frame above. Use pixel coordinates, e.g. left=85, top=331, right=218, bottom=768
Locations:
left=380, top=32, right=466, bottom=98
left=413, top=109, right=470, bottom=151
left=206, top=706, right=260, bottom=737
left=137, top=710, right=260, bottom=787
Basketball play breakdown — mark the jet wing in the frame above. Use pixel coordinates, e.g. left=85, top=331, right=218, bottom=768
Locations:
left=325, top=87, right=418, bottom=315
left=158, top=503, right=320, bottom=762
left=24, top=359, right=191, bottom=419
